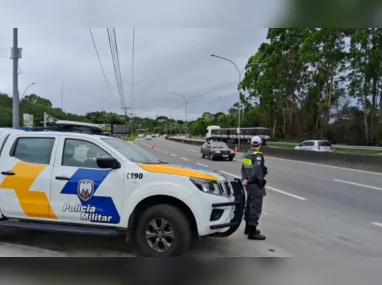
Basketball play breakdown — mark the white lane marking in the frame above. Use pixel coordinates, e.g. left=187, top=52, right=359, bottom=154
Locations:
left=188, top=149, right=198, bottom=152
left=170, top=153, right=177, bottom=157
left=197, top=162, right=209, bottom=167
left=371, top=222, right=382, bottom=228
left=219, top=171, right=240, bottom=178
left=263, top=212, right=273, bottom=216
left=333, top=179, right=382, bottom=191
left=163, top=151, right=168, bottom=154
left=180, top=157, right=188, bottom=161
left=266, top=156, right=382, bottom=176
left=266, top=186, right=307, bottom=201
left=156, top=148, right=162, bottom=151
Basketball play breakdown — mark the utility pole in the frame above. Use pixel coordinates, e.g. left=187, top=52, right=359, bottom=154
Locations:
left=169, top=108, right=172, bottom=136
left=61, top=80, right=64, bottom=110
left=121, top=106, right=131, bottom=135
left=129, top=110, right=135, bottom=135
left=11, top=28, right=22, bottom=128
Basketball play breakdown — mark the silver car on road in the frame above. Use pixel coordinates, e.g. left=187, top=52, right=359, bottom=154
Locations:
left=294, top=140, right=332, bottom=152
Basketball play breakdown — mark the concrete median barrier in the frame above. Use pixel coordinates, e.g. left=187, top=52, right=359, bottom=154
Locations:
left=165, top=136, right=382, bottom=173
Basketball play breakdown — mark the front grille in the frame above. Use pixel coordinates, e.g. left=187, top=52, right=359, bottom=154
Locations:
left=218, top=182, right=232, bottom=197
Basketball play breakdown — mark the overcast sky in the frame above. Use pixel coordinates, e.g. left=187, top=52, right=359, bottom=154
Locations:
left=0, top=1, right=286, bottom=120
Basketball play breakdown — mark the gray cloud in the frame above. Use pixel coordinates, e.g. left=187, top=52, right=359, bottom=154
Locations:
left=0, top=1, right=275, bottom=120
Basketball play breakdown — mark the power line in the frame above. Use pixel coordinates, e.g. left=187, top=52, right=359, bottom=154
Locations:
left=107, top=28, right=125, bottom=108
left=113, top=29, right=126, bottom=107
left=89, top=28, right=118, bottom=107
left=106, top=29, right=123, bottom=105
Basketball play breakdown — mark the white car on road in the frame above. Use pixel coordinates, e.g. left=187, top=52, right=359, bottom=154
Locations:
left=294, top=140, right=333, bottom=152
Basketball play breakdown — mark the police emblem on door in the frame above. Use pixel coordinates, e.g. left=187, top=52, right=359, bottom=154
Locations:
left=77, top=179, right=95, bottom=202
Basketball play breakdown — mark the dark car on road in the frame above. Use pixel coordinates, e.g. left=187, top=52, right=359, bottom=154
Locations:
left=201, top=141, right=235, bottom=161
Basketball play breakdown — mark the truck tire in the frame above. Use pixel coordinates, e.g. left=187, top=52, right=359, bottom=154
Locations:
left=136, top=204, right=192, bottom=257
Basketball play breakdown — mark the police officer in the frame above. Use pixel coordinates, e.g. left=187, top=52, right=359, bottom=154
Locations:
left=241, top=135, right=268, bottom=240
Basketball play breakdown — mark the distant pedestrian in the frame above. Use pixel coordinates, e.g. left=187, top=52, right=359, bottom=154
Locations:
left=241, top=135, right=268, bottom=240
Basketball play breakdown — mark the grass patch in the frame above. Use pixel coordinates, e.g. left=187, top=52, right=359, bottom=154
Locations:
left=190, top=136, right=205, bottom=140
left=267, top=142, right=297, bottom=149
left=125, top=135, right=137, bottom=141
left=267, top=142, right=382, bottom=156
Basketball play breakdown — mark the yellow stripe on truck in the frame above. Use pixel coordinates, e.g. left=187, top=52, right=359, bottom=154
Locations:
left=0, top=162, right=57, bottom=219
left=138, top=164, right=218, bottom=181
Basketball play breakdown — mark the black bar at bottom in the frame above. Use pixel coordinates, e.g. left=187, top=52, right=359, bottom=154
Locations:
left=211, top=201, right=241, bottom=207
left=210, top=221, right=239, bottom=230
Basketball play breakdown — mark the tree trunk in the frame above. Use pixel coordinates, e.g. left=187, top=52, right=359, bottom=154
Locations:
left=272, top=117, right=277, bottom=139
left=282, top=109, right=287, bottom=138
left=364, top=93, right=369, bottom=144
left=323, top=78, right=333, bottom=137
left=370, top=77, right=378, bottom=143
left=315, top=114, right=319, bottom=131
left=379, top=89, right=382, bottom=124
left=288, top=100, right=293, bottom=137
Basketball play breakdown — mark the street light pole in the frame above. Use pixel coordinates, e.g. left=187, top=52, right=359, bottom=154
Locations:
left=168, top=108, right=172, bottom=136
left=169, top=92, right=203, bottom=135
left=21, top=82, right=35, bottom=99
left=211, top=54, right=242, bottom=149
left=12, top=28, right=21, bottom=128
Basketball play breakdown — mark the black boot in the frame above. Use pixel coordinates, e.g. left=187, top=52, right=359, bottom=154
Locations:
left=248, top=226, right=266, bottom=240
left=245, top=222, right=260, bottom=235
left=244, top=221, right=249, bottom=235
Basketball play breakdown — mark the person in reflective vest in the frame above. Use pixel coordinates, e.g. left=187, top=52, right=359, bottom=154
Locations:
left=241, top=135, right=268, bottom=240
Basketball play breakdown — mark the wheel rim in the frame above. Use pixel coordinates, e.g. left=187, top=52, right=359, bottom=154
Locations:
left=145, top=218, right=175, bottom=253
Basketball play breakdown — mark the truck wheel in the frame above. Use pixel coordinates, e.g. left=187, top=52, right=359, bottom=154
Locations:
left=136, top=204, right=192, bottom=257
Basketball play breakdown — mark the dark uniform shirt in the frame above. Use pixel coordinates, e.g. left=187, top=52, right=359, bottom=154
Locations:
left=241, top=150, right=268, bottom=197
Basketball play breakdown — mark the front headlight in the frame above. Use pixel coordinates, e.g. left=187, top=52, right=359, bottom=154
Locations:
left=190, top=178, right=223, bottom=196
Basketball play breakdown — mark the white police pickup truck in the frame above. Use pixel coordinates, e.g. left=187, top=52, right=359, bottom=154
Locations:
left=0, top=129, right=244, bottom=256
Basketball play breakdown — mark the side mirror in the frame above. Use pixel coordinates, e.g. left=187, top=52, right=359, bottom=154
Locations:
left=96, top=156, right=121, bottom=169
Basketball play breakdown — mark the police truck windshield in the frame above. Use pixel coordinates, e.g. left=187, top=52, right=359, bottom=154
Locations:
left=102, top=138, right=161, bottom=164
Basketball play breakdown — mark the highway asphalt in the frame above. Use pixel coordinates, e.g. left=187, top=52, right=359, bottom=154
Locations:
left=136, top=137, right=382, bottom=257
left=1, top=136, right=381, bottom=257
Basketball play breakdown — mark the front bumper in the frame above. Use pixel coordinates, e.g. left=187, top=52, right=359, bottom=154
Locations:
left=209, top=178, right=245, bottom=237
left=212, top=152, right=235, bottom=159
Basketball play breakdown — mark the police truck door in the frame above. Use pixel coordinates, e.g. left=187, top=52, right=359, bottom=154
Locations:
left=0, top=133, right=58, bottom=220
left=50, top=136, right=124, bottom=226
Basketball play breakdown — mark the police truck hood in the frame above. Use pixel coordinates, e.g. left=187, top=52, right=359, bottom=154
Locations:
left=138, top=163, right=226, bottom=181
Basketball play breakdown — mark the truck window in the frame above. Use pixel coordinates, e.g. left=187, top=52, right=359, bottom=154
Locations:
left=101, top=138, right=160, bottom=164
left=11, top=137, right=55, bottom=165
left=62, top=139, right=110, bottom=169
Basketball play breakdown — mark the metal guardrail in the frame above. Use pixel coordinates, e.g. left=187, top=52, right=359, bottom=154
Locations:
left=169, top=136, right=382, bottom=151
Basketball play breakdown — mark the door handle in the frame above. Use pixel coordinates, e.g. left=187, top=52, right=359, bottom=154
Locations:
left=1, top=171, right=15, bottom=176
left=55, top=176, right=71, bottom=181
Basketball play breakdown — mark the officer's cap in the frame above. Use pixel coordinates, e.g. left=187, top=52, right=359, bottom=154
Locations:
left=251, top=135, right=262, bottom=146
